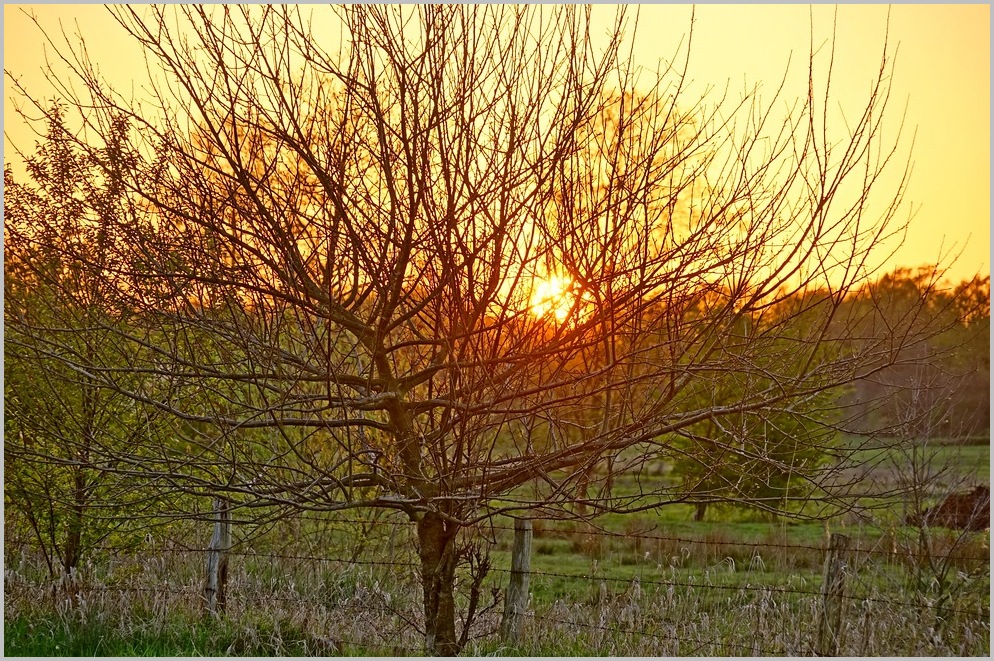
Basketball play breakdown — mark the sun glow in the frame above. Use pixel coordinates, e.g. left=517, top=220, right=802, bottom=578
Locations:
left=529, top=275, right=578, bottom=322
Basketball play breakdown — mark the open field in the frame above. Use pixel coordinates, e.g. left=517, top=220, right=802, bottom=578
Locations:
left=5, top=438, right=989, bottom=656
left=5, top=524, right=989, bottom=657
left=845, top=440, right=991, bottom=487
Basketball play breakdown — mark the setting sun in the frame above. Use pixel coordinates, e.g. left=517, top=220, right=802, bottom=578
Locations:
left=529, top=274, right=586, bottom=323
left=529, top=275, right=573, bottom=322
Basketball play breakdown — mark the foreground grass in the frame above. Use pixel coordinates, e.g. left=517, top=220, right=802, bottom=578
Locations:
left=3, top=610, right=390, bottom=657
left=6, top=438, right=989, bottom=656
left=6, top=570, right=988, bottom=657
left=5, top=612, right=234, bottom=657
left=6, top=521, right=988, bottom=657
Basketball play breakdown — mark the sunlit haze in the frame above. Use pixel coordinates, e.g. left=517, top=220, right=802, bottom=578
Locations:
left=3, top=4, right=989, bottom=283
left=529, top=275, right=576, bottom=323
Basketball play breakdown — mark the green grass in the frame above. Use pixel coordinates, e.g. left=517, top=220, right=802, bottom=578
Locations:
left=5, top=437, right=989, bottom=657
left=488, top=517, right=831, bottom=609
left=845, top=439, right=990, bottom=488
left=4, top=612, right=232, bottom=656
left=6, top=517, right=988, bottom=657
left=3, top=608, right=404, bottom=657
left=928, top=443, right=990, bottom=482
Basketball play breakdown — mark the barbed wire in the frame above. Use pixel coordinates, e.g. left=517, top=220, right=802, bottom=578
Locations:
left=7, top=515, right=987, bottom=563
left=286, top=515, right=991, bottom=563
left=302, top=521, right=985, bottom=565
left=24, top=539, right=986, bottom=601
left=79, top=586, right=413, bottom=613
left=491, top=566, right=986, bottom=617
left=36, top=543, right=422, bottom=568
left=10, top=550, right=984, bottom=619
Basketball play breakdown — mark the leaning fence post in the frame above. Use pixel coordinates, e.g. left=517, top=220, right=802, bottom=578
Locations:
left=817, top=532, right=851, bottom=656
left=204, top=496, right=232, bottom=615
left=500, top=519, right=533, bottom=644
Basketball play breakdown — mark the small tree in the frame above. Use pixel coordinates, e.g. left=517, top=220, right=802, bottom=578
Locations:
left=891, top=379, right=989, bottom=628
left=669, top=297, right=843, bottom=521
left=5, top=5, right=942, bottom=654
left=3, top=109, right=168, bottom=582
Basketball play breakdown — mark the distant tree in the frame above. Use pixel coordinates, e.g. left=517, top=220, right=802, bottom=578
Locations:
left=943, top=276, right=990, bottom=438
left=839, top=269, right=990, bottom=439
left=4, top=5, right=941, bottom=654
left=670, top=306, right=841, bottom=521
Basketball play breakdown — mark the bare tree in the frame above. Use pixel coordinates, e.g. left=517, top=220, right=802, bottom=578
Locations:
left=4, top=110, right=173, bottom=586
left=5, top=5, right=937, bottom=653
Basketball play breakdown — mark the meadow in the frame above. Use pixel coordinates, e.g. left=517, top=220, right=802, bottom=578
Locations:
left=4, top=439, right=990, bottom=656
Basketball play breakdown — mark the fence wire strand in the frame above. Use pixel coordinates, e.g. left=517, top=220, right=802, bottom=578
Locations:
left=5, top=514, right=989, bottom=656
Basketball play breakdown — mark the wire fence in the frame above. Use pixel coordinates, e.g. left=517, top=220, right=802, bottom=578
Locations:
left=17, top=557, right=981, bottom=620
left=287, top=513, right=991, bottom=562
left=4, top=514, right=989, bottom=656
left=34, top=525, right=986, bottom=565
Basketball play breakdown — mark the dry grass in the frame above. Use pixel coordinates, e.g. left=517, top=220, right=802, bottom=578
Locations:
left=5, top=523, right=989, bottom=657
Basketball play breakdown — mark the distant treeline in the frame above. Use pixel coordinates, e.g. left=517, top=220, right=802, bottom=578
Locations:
left=837, top=269, right=990, bottom=440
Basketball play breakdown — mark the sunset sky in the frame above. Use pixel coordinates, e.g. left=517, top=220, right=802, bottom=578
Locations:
left=4, top=4, right=989, bottom=283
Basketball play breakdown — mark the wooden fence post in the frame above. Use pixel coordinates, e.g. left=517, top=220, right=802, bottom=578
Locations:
left=204, top=496, right=231, bottom=615
left=500, top=519, right=533, bottom=645
left=817, top=533, right=851, bottom=656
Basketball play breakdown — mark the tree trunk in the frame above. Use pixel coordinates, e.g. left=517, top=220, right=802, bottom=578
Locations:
left=60, top=465, right=87, bottom=605
left=695, top=501, right=708, bottom=522
left=64, top=468, right=86, bottom=575
left=417, top=512, right=460, bottom=656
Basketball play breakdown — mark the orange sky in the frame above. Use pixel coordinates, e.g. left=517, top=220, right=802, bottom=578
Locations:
left=4, top=4, right=989, bottom=284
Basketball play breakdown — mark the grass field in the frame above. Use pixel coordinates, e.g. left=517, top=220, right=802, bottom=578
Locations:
left=4, top=438, right=990, bottom=656
left=845, top=437, right=991, bottom=485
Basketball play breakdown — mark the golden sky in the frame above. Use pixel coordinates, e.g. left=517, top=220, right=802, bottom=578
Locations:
left=4, top=4, right=989, bottom=283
